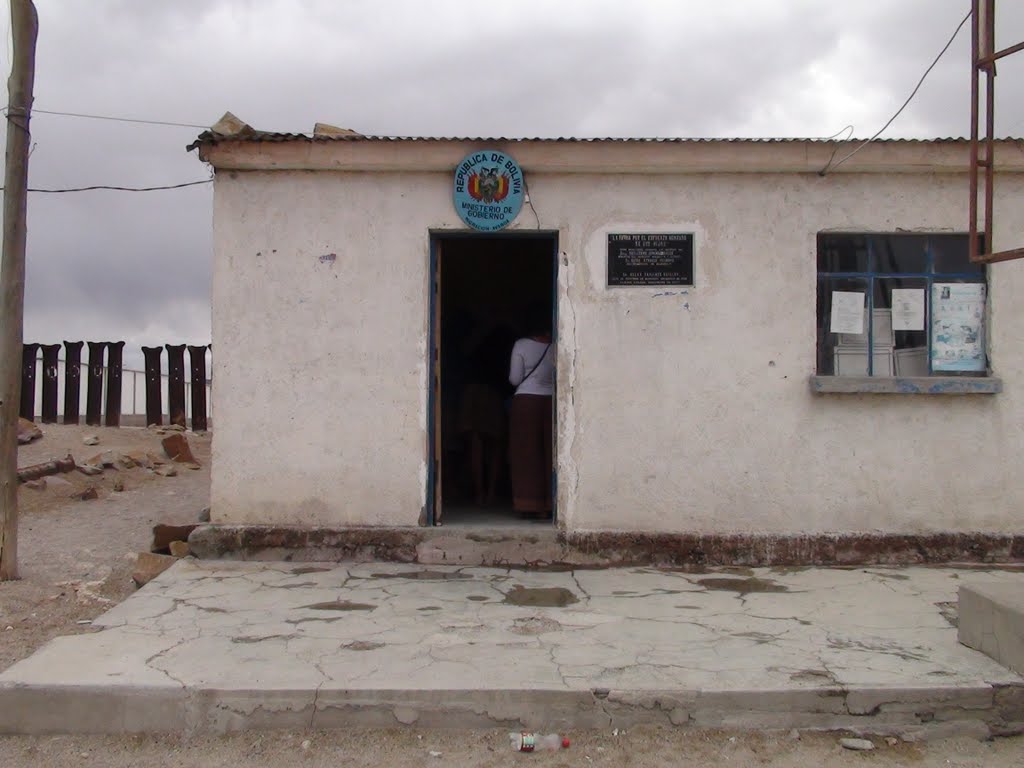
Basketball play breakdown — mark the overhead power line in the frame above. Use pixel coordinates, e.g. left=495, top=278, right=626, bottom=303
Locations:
left=0, top=106, right=214, bottom=192
left=819, top=9, right=972, bottom=176
left=31, top=108, right=209, bottom=130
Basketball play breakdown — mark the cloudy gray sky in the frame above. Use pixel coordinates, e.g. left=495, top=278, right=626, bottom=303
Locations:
left=5, top=0, right=1024, bottom=370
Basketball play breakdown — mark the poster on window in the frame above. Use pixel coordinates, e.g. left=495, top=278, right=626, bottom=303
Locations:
left=931, top=283, right=986, bottom=372
left=829, top=291, right=864, bottom=335
left=891, top=288, right=925, bottom=331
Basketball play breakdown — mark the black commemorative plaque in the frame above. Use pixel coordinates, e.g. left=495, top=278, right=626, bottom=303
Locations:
left=607, top=233, right=694, bottom=286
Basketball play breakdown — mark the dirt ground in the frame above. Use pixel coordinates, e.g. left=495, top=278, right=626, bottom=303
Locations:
left=1, top=727, right=1023, bottom=768
left=2, top=424, right=1024, bottom=766
left=1, top=424, right=210, bottom=671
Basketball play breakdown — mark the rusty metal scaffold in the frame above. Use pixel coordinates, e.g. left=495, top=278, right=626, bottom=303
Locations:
left=970, top=0, right=1024, bottom=263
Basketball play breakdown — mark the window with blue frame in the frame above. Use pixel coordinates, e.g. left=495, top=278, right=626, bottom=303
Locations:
left=816, top=234, right=987, bottom=377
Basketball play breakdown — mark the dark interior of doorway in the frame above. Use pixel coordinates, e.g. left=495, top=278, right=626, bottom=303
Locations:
left=438, top=234, right=555, bottom=526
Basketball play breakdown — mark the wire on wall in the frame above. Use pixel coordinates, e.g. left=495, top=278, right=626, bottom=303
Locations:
left=818, top=125, right=855, bottom=176
left=523, top=176, right=541, bottom=229
left=1, top=178, right=213, bottom=193
left=818, top=10, right=971, bottom=176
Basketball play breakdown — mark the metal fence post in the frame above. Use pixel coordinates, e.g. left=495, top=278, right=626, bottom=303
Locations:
left=165, top=343, right=187, bottom=428
left=19, top=343, right=38, bottom=420
left=85, top=341, right=105, bottom=427
left=188, top=344, right=208, bottom=432
left=39, top=343, right=59, bottom=423
left=142, top=345, right=163, bottom=426
left=63, top=340, right=83, bottom=424
left=104, top=340, right=124, bottom=427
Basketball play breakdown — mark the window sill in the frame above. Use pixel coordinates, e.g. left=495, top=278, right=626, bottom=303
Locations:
left=809, top=375, right=1002, bottom=395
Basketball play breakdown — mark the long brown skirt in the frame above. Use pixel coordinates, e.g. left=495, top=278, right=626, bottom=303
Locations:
left=508, top=394, right=553, bottom=515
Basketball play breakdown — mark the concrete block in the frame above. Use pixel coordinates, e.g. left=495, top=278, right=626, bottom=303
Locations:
left=992, top=683, right=1024, bottom=722
left=311, top=688, right=614, bottom=731
left=599, top=690, right=697, bottom=727
left=899, top=719, right=994, bottom=742
left=415, top=533, right=564, bottom=568
left=697, top=688, right=848, bottom=715
left=690, top=710, right=859, bottom=731
left=846, top=685, right=994, bottom=715
left=186, top=689, right=317, bottom=733
left=959, top=583, right=1024, bottom=674
left=687, top=689, right=851, bottom=730
left=0, top=683, right=186, bottom=734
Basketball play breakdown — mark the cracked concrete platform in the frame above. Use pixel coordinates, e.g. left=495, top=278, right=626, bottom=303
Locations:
left=2, top=560, right=1023, bottom=737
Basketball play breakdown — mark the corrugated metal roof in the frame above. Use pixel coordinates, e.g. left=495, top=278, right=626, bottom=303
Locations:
left=187, top=131, right=989, bottom=151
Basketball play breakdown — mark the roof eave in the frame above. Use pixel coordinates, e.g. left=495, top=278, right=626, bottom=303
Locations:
left=192, top=136, right=1024, bottom=175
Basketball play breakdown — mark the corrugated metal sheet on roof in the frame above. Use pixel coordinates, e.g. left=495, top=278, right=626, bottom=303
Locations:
left=187, top=131, right=992, bottom=152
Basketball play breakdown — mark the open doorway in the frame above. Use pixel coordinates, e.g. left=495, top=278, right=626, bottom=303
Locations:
left=430, top=232, right=558, bottom=527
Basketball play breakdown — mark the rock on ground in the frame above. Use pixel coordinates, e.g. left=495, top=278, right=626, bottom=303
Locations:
left=161, top=434, right=197, bottom=465
left=17, top=418, right=42, bottom=445
left=151, top=524, right=198, bottom=554
left=840, top=737, right=876, bottom=751
left=168, top=540, right=191, bottom=558
left=132, top=552, right=177, bottom=587
left=85, top=452, right=116, bottom=468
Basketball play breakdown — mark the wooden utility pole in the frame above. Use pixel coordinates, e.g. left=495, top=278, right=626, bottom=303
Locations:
left=0, top=0, right=39, bottom=581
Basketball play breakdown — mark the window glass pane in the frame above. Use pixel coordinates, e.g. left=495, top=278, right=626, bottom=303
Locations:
left=871, top=234, right=928, bottom=274
left=816, top=233, right=988, bottom=379
left=817, top=277, right=871, bottom=376
left=818, top=234, right=868, bottom=273
left=932, top=234, right=984, bottom=275
left=876, top=278, right=928, bottom=376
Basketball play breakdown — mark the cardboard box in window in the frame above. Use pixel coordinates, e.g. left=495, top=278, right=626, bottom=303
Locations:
left=837, top=309, right=894, bottom=348
left=894, top=346, right=928, bottom=377
left=833, top=346, right=894, bottom=377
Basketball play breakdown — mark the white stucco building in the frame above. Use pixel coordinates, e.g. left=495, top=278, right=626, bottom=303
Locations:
left=190, top=121, right=1024, bottom=559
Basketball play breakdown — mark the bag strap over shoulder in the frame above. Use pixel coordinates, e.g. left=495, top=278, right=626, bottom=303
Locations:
left=520, top=343, right=551, bottom=385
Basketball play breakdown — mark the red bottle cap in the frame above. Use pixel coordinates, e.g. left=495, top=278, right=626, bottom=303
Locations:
left=562, top=737, right=571, bottom=748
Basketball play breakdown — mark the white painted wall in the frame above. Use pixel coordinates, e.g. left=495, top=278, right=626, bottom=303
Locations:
left=209, top=153, right=1024, bottom=533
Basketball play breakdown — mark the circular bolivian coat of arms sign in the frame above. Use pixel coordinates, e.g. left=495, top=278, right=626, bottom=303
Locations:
left=453, top=149, right=525, bottom=231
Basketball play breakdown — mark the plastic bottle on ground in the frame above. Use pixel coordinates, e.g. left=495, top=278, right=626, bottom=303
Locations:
left=509, top=733, right=570, bottom=751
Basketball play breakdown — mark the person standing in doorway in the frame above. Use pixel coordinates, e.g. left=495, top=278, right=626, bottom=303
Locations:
left=508, top=305, right=554, bottom=520
left=458, top=319, right=514, bottom=507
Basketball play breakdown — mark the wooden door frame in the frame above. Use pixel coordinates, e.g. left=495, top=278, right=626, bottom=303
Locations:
left=426, top=229, right=560, bottom=527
